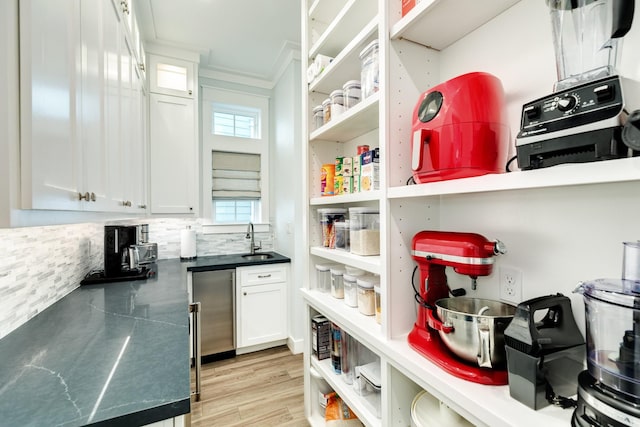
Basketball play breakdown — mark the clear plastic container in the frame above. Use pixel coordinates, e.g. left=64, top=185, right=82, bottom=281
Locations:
left=312, top=105, right=324, bottom=130
left=318, top=208, right=346, bottom=247
left=334, top=221, right=350, bottom=251
left=330, top=89, right=345, bottom=118
left=315, top=263, right=336, bottom=293
left=359, top=40, right=379, bottom=99
left=341, top=330, right=358, bottom=385
left=343, top=80, right=361, bottom=109
left=343, top=270, right=366, bottom=307
left=322, top=98, right=332, bottom=123
left=374, top=285, right=381, bottom=324
left=330, top=266, right=345, bottom=299
left=349, top=207, right=380, bottom=256
left=357, top=275, right=379, bottom=316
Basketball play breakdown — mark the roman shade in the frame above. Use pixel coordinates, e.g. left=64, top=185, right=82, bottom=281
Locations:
left=211, top=151, right=261, bottom=199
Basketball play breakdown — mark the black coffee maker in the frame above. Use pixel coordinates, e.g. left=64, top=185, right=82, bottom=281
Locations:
left=81, top=225, right=150, bottom=285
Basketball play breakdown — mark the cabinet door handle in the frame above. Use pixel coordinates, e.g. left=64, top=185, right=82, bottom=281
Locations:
left=122, top=200, right=132, bottom=207
left=138, top=204, right=147, bottom=209
left=90, top=192, right=96, bottom=202
left=188, top=90, right=193, bottom=96
left=243, top=292, right=247, bottom=296
left=78, top=192, right=90, bottom=201
left=258, top=274, right=271, bottom=279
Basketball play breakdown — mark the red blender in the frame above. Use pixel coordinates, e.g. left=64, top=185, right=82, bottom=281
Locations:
left=408, top=230, right=515, bottom=385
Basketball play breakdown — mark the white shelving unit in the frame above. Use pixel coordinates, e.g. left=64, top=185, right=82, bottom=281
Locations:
left=302, top=0, right=640, bottom=426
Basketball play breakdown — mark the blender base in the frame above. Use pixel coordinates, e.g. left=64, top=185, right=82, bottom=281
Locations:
left=573, top=371, right=640, bottom=427
left=408, top=324, right=509, bottom=385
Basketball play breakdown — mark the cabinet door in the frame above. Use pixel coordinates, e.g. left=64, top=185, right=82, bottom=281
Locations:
left=19, top=0, right=83, bottom=210
left=149, top=55, right=195, bottom=99
left=237, top=282, right=287, bottom=348
left=149, top=93, right=196, bottom=214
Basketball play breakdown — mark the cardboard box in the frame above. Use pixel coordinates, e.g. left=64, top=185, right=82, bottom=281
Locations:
left=342, top=176, right=353, bottom=194
left=360, top=162, right=379, bottom=191
left=312, top=315, right=331, bottom=360
left=361, top=148, right=380, bottom=165
left=334, top=175, right=344, bottom=196
left=342, top=157, right=353, bottom=177
left=353, top=155, right=362, bottom=177
left=335, top=157, right=344, bottom=177
left=402, top=0, right=421, bottom=17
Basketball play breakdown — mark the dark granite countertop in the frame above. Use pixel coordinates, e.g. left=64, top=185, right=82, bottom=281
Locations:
left=183, top=251, right=291, bottom=273
left=0, top=259, right=190, bottom=427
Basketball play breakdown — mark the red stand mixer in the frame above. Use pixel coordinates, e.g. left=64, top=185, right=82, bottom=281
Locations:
left=408, top=230, right=513, bottom=385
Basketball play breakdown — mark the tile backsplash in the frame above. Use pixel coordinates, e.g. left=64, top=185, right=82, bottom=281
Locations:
left=0, top=217, right=273, bottom=339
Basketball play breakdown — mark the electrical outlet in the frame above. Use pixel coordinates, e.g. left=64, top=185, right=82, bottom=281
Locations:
left=499, top=266, right=523, bottom=303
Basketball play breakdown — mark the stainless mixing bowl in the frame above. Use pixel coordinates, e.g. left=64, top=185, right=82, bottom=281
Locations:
left=434, top=297, right=516, bottom=368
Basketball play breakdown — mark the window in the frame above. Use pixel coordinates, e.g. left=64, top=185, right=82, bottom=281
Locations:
left=201, top=87, right=270, bottom=225
left=211, top=151, right=261, bottom=223
left=212, top=104, right=260, bottom=139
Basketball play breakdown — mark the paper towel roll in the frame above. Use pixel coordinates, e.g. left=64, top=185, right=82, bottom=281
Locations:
left=180, top=226, right=197, bottom=260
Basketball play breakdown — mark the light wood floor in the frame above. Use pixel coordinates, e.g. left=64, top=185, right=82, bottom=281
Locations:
left=190, top=346, right=309, bottom=427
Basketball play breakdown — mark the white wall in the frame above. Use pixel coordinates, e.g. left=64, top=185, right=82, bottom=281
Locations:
left=432, top=0, right=640, bottom=330
left=272, top=58, right=303, bottom=351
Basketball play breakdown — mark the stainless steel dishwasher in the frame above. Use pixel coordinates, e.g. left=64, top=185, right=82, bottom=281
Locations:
left=192, top=269, right=236, bottom=361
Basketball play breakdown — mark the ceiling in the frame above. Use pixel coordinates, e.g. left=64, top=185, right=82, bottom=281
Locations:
left=136, top=0, right=301, bottom=82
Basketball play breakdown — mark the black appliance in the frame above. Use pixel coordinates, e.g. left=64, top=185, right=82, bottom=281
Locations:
left=81, top=225, right=150, bottom=285
left=504, top=294, right=585, bottom=410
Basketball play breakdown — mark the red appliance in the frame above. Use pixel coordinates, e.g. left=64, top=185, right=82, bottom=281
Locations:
left=408, top=230, right=508, bottom=385
left=411, top=72, right=510, bottom=183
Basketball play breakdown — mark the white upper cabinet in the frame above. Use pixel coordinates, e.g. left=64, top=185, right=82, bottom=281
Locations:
left=20, top=0, right=83, bottom=211
left=19, top=0, right=148, bottom=214
left=149, top=55, right=196, bottom=99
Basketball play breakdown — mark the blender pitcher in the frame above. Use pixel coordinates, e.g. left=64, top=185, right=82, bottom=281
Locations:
left=548, top=0, right=635, bottom=91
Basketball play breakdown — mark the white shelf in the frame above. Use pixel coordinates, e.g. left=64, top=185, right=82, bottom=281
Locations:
left=308, top=0, right=344, bottom=24
left=390, top=0, right=520, bottom=50
left=383, top=337, right=572, bottom=427
left=311, top=357, right=381, bottom=427
left=388, top=157, right=640, bottom=199
left=310, top=190, right=382, bottom=206
left=309, top=0, right=377, bottom=59
left=309, top=18, right=378, bottom=95
left=310, top=247, right=381, bottom=275
left=310, top=92, right=379, bottom=142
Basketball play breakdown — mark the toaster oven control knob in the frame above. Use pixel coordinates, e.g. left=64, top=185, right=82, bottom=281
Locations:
left=557, top=95, right=578, bottom=113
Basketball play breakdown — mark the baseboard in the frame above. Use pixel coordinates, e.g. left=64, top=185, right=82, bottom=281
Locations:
left=235, top=339, right=287, bottom=355
left=287, top=336, right=304, bottom=354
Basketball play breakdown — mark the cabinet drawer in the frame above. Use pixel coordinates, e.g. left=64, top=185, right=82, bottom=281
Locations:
left=237, top=264, right=288, bottom=286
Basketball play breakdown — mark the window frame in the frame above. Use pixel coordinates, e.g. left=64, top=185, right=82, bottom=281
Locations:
left=201, top=86, right=270, bottom=228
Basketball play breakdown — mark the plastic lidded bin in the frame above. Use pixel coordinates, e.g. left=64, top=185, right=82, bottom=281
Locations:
left=334, top=221, right=350, bottom=251
left=318, top=208, right=346, bottom=248
left=357, top=275, right=379, bottom=316
left=322, top=98, right=332, bottom=123
left=312, top=105, right=324, bottom=130
left=330, top=89, right=345, bottom=118
left=315, top=263, right=337, bottom=293
left=344, top=271, right=365, bottom=307
left=349, top=207, right=380, bottom=256
left=374, top=284, right=381, bottom=324
left=330, top=265, right=346, bottom=299
left=343, top=80, right=361, bottom=109
left=359, top=40, right=379, bottom=99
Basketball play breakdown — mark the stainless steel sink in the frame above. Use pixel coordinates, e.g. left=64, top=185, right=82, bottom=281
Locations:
left=241, top=253, right=273, bottom=261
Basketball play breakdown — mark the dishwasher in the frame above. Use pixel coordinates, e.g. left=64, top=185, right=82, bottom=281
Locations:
left=192, top=269, right=236, bottom=362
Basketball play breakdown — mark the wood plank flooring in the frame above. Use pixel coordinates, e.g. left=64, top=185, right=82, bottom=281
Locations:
left=190, top=346, right=309, bottom=427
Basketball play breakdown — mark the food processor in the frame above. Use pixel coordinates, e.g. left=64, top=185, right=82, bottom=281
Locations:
left=573, top=242, right=640, bottom=426
left=516, top=0, right=640, bottom=170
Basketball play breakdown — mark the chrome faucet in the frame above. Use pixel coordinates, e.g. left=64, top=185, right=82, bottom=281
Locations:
left=245, top=222, right=262, bottom=255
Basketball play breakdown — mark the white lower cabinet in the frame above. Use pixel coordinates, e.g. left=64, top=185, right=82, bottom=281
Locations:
left=142, top=414, right=186, bottom=427
left=236, top=264, right=288, bottom=349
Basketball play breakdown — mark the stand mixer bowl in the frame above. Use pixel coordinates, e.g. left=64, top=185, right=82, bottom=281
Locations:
left=433, top=298, right=516, bottom=368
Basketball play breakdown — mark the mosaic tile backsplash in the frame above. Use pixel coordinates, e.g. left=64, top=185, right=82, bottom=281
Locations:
left=0, top=217, right=273, bottom=339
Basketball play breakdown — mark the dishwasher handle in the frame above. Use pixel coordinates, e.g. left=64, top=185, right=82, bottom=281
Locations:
left=189, top=302, right=201, bottom=402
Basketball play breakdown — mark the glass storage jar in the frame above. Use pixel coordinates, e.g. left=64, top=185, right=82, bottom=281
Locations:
left=330, top=89, right=345, bottom=118
left=343, top=80, right=361, bottom=109
left=312, top=105, right=324, bottom=130
left=357, top=275, right=379, bottom=316
left=349, top=207, right=380, bottom=256
left=359, top=40, right=379, bottom=99
left=330, top=266, right=346, bottom=299
left=318, top=208, right=346, bottom=247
